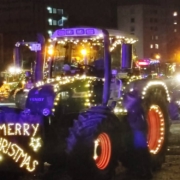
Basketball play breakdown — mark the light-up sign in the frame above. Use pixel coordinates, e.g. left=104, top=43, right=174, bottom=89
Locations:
left=137, top=59, right=160, bottom=67
left=0, top=123, right=39, bottom=136
left=0, top=137, right=38, bottom=172
left=51, top=27, right=102, bottom=38
left=0, top=123, right=41, bottom=172
left=29, top=137, right=41, bottom=151
left=137, top=59, right=150, bottom=66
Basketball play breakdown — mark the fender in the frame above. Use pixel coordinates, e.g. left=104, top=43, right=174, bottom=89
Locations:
left=125, top=79, right=170, bottom=103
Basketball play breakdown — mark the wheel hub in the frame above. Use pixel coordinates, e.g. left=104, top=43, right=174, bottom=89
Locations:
left=147, top=105, right=165, bottom=154
left=93, top=133, right=111, bottom=170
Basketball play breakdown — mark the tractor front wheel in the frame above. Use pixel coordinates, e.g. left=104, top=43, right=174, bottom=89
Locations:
left=66, top=106, right=122, bottom=180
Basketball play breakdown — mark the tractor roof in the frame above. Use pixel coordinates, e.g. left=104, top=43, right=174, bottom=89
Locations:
left=51, top=27, right=138, bottom=43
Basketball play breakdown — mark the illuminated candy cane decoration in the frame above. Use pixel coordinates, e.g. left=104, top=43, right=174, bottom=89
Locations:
left=148, top=105, right=165, bottom=154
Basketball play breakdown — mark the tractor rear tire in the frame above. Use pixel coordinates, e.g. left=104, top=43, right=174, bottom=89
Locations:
left=143, top=89, right=169, bottom=170
left=123, top=88, right=169, bottom=177
left=66, top=106, right=122, bottom=180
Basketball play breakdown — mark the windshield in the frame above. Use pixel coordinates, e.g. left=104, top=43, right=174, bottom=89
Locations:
left=50, top=38, right=121, bottom=77
left=52, top=39, right=104, bottom=76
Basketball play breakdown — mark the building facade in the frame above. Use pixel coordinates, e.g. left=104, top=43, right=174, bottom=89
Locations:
left=0, top=0, right=67, bottom=70
left=0, top=34, right=3, bottom=65
left=117, top=4, right=167, bottom=61
left=117, top=2, right=180, bottom=63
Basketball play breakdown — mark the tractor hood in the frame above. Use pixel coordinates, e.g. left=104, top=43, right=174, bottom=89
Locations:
left=25, top=84, right=55, bottom=116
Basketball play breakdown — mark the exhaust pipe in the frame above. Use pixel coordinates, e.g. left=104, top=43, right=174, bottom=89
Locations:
left=34, top=34, right=45, bottom=82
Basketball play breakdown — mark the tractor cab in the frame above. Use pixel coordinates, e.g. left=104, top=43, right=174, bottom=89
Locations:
left=26, top=27, right=138, bottom=116
left=46, top=27, right=137, bottom=78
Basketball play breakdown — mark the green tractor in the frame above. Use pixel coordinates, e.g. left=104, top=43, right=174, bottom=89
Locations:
left=0, top=27, right=170, bottom=180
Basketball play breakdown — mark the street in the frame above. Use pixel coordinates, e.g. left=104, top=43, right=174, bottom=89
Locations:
left=28, top=120, right=180, bottom=180
left=1, top=119, right=180, bottom=180
left=114, top=121, right=180, bottom=180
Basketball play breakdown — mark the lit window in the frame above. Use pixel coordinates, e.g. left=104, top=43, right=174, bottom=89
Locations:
left=48, top=19, right=52, bottom=26
left=58, top=19, right=63, bottom=26
left=174, top=29, right=177, bottom=32
left=48, top=30, right=52, bottom=35
left=174, top=21, right=177, bottom=25
left=155, top=44, right=159, bottom=49
left=53, top=8, right=57, bottom=14
left=62, top=16, right=68, bottom=21
left=173, top=12, right=178, bottom=16
left=150, top=44, right=153, bottom=48
left=53, top=20, right=57, bottom=26
left=47, top=7, right=52, bottom=14
left=155, top=35, right=158, bottom=40
left=57, top=9, right=63, bottom=15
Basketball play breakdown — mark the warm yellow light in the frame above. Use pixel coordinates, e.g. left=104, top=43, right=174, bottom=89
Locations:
left=173, top=12, right=178, bottom=16
left=0, top=154, right=3, bottom=161
left=0, top=123, right=39, bottom=136
left=93, top=139, right=99, bottom=160
left=48, top=48, right=54, bottom=55
left=29, top=137, right=41, bottom=152
left=81, top=49, right=87, bottom=56
left=0, top=137, right=39, bottom=172
left=155, top=54, right=160, bottom=59
left=8, top=66, right=21, bottom=74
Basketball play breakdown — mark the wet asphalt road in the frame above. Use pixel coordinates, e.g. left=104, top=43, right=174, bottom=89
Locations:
left=114, top=121, right=180, bottom=180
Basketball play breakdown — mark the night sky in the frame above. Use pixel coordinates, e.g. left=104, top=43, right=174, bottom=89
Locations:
left=61, top=0, right=118, bottom=28
left=59, top=0, right=179, bottom=28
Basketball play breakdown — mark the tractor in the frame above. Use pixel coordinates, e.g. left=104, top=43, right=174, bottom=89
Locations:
left=0, top=35, right=44, bottom=108
left=9, top=34, right=45, bottom=109
left=134, top=59, right=180, bottom=121
left=0, top=27, right=171, bottom=180
left=25, top=27, right=170, bottom=179
left=0, top=67, right=26, bottom=103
